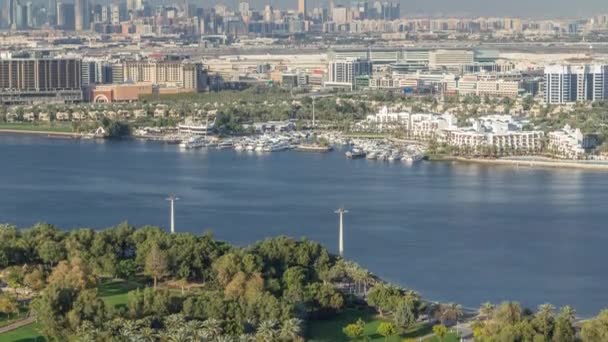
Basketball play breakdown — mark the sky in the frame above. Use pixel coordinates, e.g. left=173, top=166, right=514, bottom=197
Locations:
left=195, top=0, right=607, bottom=18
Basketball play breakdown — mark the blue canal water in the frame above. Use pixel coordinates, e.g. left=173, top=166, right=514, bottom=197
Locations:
left=1, top=134, right=608, bottom=316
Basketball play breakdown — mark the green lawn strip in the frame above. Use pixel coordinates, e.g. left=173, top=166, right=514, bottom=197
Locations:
left=307, top=308, right=438, bottom=342
left=0, top=323, right=46, bottom=342
left=98, top=279, right=144, bottom=309
left=0, top=123, right=74, bottom=133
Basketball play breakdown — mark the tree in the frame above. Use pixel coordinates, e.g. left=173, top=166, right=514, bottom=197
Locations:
left=377, top=322, right=397, bottom=341
left=393, top=297, right=417, bottom=330
left=280, top=318, right=303, bottom=341
left=367, top=284, right=401, bottom=316
left=479, top=302, right=495, bottom=320
left=532, top=303, right=555, bottom=341
left=580, top=310, right=608, bottom=342
left=435, top=303, right=463, bottom=325
left=256, top=320, right=278, bottom=342
left=116, top=259, right=138, bottom=280
left=144, top=243, right=168, bottom=289
left=342, top=319, right=365, bottom=340
left=433, top=324, right=448, bottom=341
left=38, top=240, right=66, bottom=267
left=553, top=306, right=575, bottom=342
left=0, top=293, right=19, bottom=319
left=47, top=257, right=96, bottom=290
left=23, top=266, right=46, bottom=291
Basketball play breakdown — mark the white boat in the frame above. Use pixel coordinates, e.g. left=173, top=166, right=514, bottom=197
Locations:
left=179, top=136, right=206, bottom=149
left=246, top=144, right=255, bottom=151
left=388, top=152, right=401, bottom=162
left=217, top=140, right=234, bottom=149
left=346, top=148, right=366, bottom=159
left=366, top=152, right=377, bottom=160
left=266, top=141, right=290, bottom=152
left=235, top=144, right=245, bottom=151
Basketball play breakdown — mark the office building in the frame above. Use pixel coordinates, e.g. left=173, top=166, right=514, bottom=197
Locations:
left=48, top=0, right=57, bottom=25
left=429, top=50, right=475, bottom=69
left=544, top=64, right=608, bottom=104
left=326, top=57, right=372, bottom=90
left=75, top=0, right=90, bottom=31
left=57, top=2, right=75, bottom=30
left=0, top=56, right=82, bottom=104
left=298, top=0, right=307, bottom=19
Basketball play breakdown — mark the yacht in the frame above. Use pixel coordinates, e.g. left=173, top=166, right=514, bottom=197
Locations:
left=217, top=140, right=234, bottom=149
left=179, top=136, right=206, bottom=149
left=388, top=152, right=401, bottom=162
left=366, top=152, right=377, bottom=160
left=346, top=148, right=366, bottom=159
left=264, top=141, right=290, bottom=152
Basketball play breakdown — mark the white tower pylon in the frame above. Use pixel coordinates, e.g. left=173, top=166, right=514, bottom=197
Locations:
left=166, top=194, right=179, bottom=234
left=334, top=207, right=348, bottom=257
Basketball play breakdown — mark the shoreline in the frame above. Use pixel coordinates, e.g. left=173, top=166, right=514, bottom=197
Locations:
left=0, top=128, right=83, bottom=138
left=443, top=156, right=608, bottom=171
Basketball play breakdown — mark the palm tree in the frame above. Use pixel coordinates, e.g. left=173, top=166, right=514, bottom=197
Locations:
left=279, top=318, right=303, bottom=341
left=163, top=326, right=191, bottom=342
left=202, top=318, right=223, bottom=340
left=186, top=319, right=206, bottom=341
left=479, top=302, right=495, bottom=320
left=237, top=333, right=255, bottom=342
left=164, top=314, right=187, bottom=331
left=137, top=326, right=158, bottom=342
left=256, top=320, right=278, bottom=342
left=215, top=336, right=235, bottom=342
left=435, top=303, right=463, bottom=325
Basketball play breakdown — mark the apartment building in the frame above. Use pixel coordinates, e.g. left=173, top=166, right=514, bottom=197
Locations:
left=544, top=64, right=608, bottom=104
left=0, top=56, right=82, bottom=103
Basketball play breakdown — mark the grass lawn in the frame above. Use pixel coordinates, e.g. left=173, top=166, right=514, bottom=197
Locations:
left=0, top=323, right=46, bottom=342
left=98, top=278, right=144, bottom=310
left=0, top=123, right=74, bottom=133
left=0, top=305, right=30, bottom=328
left=307, top=308, right=455, bottom=342
left=0, top=279, right=143, bottom=342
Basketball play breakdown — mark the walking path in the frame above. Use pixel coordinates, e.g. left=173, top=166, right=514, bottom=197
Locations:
left=0, top=316, right=35, bottom=334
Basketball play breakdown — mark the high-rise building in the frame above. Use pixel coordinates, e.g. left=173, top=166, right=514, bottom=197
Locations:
left=298, top=0, right=307, bottom=19
left=57, top=2, right=75, bottom=30
left=74, top=0, right=89, bottom=31
left=11, top=0, right=28, bottom=30
left=544, top=64, right=608, bottom=104
left=0, top=56, right=82, bottom=104
left=326, top=57, right=372, bottom=88
left=48, top=0, right=57, bottom=25
left=26, top=1, right=33, bottom=27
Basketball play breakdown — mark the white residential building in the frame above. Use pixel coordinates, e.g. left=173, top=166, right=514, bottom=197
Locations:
left=445, top=115, right=544, bottom=152
left=548, top=125, right=599, bottom=158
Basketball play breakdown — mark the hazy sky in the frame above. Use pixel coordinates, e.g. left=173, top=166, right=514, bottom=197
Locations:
left=201, top=0, right=607, bottom=18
